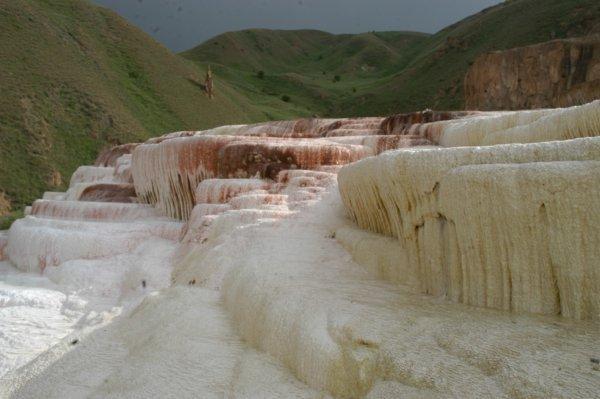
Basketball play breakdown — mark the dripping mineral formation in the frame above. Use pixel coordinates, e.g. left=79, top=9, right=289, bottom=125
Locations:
left=1, top=101, right=600, bottom=398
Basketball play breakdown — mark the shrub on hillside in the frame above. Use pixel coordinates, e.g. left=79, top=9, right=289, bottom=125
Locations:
left=0, top=192, right=11, bottom=217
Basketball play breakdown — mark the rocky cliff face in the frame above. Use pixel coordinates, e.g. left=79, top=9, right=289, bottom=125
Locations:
left=465, top=36, right=600, bottom=110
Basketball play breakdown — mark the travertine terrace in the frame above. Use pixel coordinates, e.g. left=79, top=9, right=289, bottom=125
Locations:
left=1, top=102, right=600, bottom=398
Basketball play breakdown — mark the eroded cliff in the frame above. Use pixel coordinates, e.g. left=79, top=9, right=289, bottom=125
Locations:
left=465, top=36, right=600, bottom=110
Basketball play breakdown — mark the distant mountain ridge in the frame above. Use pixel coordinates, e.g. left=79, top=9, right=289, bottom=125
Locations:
left=184, top=0, right=600, bottom=117
left=183, top=29, right=430, bottom=75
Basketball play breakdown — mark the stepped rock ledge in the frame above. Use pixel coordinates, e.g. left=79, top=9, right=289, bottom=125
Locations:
left=1, top=101, right=600, bottom=398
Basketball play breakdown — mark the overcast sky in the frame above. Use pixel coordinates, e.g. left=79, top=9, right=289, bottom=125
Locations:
left=91, top=0, right=500, bottom=52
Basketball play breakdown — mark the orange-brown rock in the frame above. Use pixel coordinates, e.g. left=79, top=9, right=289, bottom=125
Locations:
left=465, top=36, right=600, bottom=110
left=95, top=143, right=140, bottom=167
left=0, top=192, right=11, bottom=217
left=235, top=119, right=335, bottom=138
left=317, top=118, right=384, bottom=136
left=30, top=200, right=160, bottom=221
left=78, top=183, right=138, bottom=203
left=327, top=135, right=434, bottom=154
left=380, top=110, right=480, bottom=135
left=0, top=232, right=7, bottom=261
left=231, top=117, right=384, bottom=138
left=144, top=118, right=386, bottom=143
left=218, top=139, right=369, bottom=180
left=195, top=179, right=271, bottom=204
left=323, top=128, right=381, bottom=137
left=47, top=170, right=63, bottom=187
left=132, top=136, right=244, bottom=219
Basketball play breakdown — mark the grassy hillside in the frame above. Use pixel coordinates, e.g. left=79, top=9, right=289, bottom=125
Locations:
left=0, top=0, right=273, bottom=227
left=182, top=29, right=430, bottom=117
left=184, top=0, right=600, bottom=117
left=184, top=29, right=429, bottom=75
left=3, top=0, right=600, bottom=228
left=347, top=0, right=600, bottom=115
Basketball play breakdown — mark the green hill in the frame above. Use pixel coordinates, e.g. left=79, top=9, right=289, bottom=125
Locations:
left=0, top=0, right=273, bottom=227
left=182, top=29, right=430, bottom=117
left=3, top=0, right=600, bottom=228
left=346, top=0, right=600, bottom=115
left=184, top=0, right=600, bottom=117
left=183, top=29, right=429, bottom=75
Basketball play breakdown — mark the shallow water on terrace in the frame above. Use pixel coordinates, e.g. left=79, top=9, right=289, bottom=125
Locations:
left=0, top=238, right=177, bottom=378
left=0, top=260, right=90, bottom=377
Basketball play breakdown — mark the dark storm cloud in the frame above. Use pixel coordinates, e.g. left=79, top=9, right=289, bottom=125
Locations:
left=91, top=0, right=500, bottom=52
